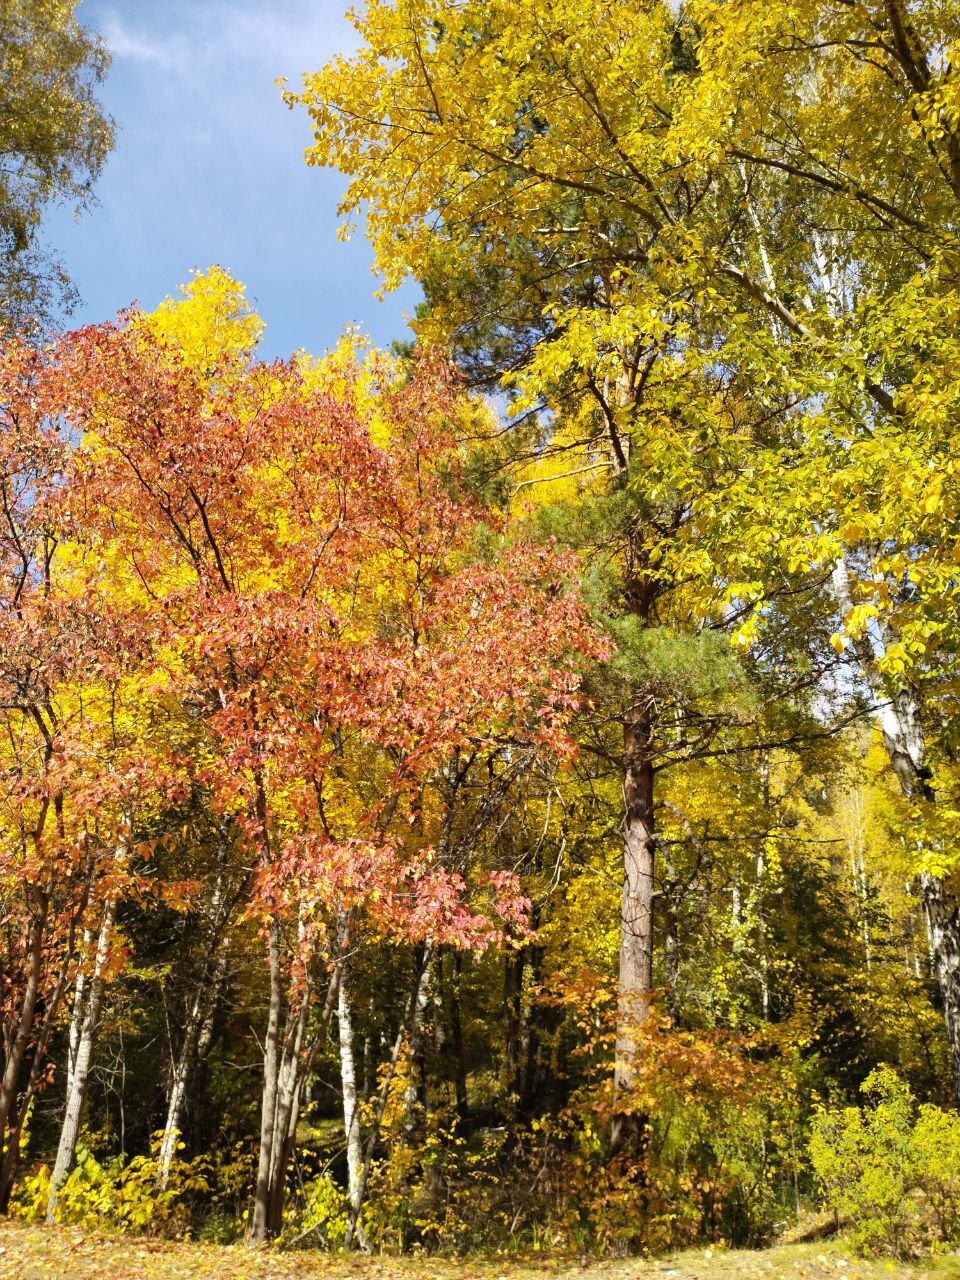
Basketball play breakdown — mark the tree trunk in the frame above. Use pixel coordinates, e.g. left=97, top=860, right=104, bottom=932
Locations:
left=921, top=873, right=960, bottom=1096
left=0, top=768, right=63, bottom=1207
left=46, top=894, right=117, bottom=1219
left=264, top=1044, right=303, bottom=1236
left=343, top=942, right=434, bottom=1250
left=401, top=946, right=434, bottom=1144
left=65, top=927, right=94, bottom=1098
left=157, top=837, right=236, bottom=1188
left=0, top=882, right=76, bottom=1211
left=0, top=900, right=49, bottom=1188
left=503, top=947, right=524, bottom=1118
left=610, top=709, right=655, bottom=1157
left=449, top=951, right=469, bottom=1132
left=833, top=558, right=960, bottom=1102
left=873, top=703, right=960, bottom=1100
left=156, top=948, right=227, bottom=1188
left=264, top=955, right=325, bottom=1238
left=250, top=920, right=283, bottom=1243
left=249, top=962, right=338, bottom=1240
left=337, top=975, right=368, bottom=1251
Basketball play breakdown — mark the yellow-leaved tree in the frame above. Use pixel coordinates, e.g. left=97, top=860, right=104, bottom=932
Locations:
left=288, top=0, right=960, bottom=1111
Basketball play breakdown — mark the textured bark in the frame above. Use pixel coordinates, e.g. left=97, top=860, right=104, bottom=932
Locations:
left=0, top=956, right=72, bottom=1212
left=156, top=948, right=227, bottom=1189
left=0, top=766, right=62, bottom=1207
left=46, top=895, right=116, bottom=1219
left=610, top=710, right=655, bottom=1158
left=921, top=873, right=960, bottom=1099
left=0, top=884, right=64, bottom=1211
left=263, top=956, right=337, bottom=1237
left=249, top=920, right=283, bottom=1243
left=157, top=831, right=239, bottom=1187
left=344, top=943, right=434, bottom=1251
left=0, top=902, right=48, bottom=1177
left=249, top=960, right=338, bottom=1240
left=65, top=927, right=94, bottom=1098
left=338, top=977, right=368, bottom=1251
left=401, top=947, right=434, bottom=1143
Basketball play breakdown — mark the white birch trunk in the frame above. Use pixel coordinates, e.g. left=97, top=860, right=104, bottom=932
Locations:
left=401, top=945, right=434, bottom=1140
left=46, top=894, right=117, bottom=1220
left=156, top=948, right=227, bottom=1188
left=343, top=945, right=433, bottom=1250
left=337, top=977, right=366, bottom=1246
left=65, top=927, right=94, bottom=1098
left=250, top=920, right=282, bottom=1243
left=833, top=557, right=960, bottom=1099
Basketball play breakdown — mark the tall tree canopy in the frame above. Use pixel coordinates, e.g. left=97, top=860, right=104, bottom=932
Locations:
left=0, top=0, right=113, bottom=324
left=289, top=0, right=960, bottom=1129
left=4, top=0, right=960, bottom=1260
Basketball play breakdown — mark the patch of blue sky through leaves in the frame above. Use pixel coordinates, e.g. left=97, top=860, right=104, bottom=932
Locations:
left=43, top=1, right=421, bottom=358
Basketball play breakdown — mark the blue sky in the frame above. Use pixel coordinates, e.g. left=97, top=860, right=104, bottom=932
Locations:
left=43, top=1, right=421, bottom=359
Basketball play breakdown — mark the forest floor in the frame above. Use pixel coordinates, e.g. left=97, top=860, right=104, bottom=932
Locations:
left=2, top=1223, right=960, bottom=1280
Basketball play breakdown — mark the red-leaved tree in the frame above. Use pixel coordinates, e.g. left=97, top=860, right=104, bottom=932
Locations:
left=19, top=319, right=603, bottom=1239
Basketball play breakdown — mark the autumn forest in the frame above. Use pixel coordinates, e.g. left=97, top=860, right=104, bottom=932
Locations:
left=5, top=0, right=960, bottom=1270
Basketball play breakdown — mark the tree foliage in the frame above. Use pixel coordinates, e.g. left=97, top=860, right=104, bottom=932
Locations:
left=0, top=0, right=113, bottom=324
left=5, top=0, right=960, bottom=1261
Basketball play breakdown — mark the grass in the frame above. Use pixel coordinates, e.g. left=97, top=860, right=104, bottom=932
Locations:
left=2, top=1223, right=960, bottom=1280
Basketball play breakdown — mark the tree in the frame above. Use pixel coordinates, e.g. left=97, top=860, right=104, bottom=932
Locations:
left=0, top=334, right=153, bottom=1210
left=289, top=0, right=960, bottom=1109
left=33, top=278, right=600, bottom=1240
left=1, top=265, right=957, bottom=1249
left=0, top=0, right=113, bottom=325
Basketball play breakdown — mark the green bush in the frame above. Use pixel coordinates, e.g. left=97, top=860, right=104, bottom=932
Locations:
left=809, top=1066, right=960, bottom=1256
left=13, top=1131, right=210, bottom=1235
left=286, top=1171, right=350, bottom=1249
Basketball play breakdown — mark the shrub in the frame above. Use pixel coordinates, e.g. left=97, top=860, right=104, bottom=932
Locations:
left=13, top=1131, right=210, bottom=1236
left=809, top=1066, right=960, bottom=1256
left=286, top=1172, right=350, bottom=1249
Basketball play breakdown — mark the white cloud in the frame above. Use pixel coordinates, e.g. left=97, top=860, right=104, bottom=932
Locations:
left=99, top=3, right=353, bottom=80
left=219, top=7, right=352, bottom=73
left=100, top=14, right=188, bottom=68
